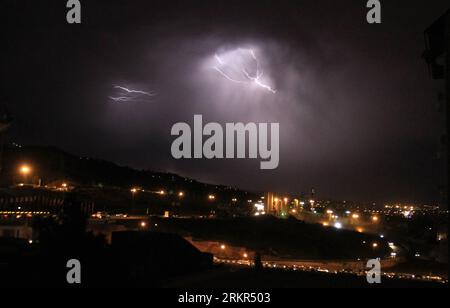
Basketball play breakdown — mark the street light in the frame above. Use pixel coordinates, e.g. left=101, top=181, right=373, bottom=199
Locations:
left=19, top=164, right=32, bottom=185
left=20, top=165, right=31, bottom=175
left=130, top=188, right=138, bottom=214
left=178, top=191, right=184, bottom=197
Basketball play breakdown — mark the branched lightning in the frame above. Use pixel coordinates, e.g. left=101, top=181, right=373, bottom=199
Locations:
left=109, top=85, right=156, bottom=103
left=213, top=49, right=276, bottom=94
left=108, top=96, right=130, bottom=102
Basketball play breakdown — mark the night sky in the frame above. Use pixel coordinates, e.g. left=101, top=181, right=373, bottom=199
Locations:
left=3, top=0, right=448, bottom=204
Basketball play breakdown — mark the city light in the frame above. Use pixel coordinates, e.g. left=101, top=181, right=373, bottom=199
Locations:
left=243, top=253, right=248, bottom=258
left=372, top=216, right=379, bottom=222
left=208, top=194, right=215, bottom=200
left=254, top=203, right=265, bottom=212
left=372, top=243, right=378, bottom=248
left=130, top=188, right=138, bottom=193
left=352, top=214, right=359, bottom=219
left=140, top=221, right=147, bottom=228
left=403, top=211, right=412, bottom=218
left=334, top=222, right=342, bottom=229
left=159, top=190, right=165, bottom=195
left=220, top=244, right=226, bottom=250
left=178, top=191, right=184, bottom=197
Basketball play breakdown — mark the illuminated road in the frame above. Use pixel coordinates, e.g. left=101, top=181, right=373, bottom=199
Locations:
left=213, top=257, right=447, bottom=284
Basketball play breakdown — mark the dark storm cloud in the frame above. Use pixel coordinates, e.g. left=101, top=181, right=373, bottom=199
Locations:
left=4, top=0, right=448, bottom=204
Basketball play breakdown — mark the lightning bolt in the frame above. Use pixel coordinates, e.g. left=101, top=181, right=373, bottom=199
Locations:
left=109, top=85, right=156, bottom=103
left=213, top=49, right=276, bottom=94
left=213, top=66, right=247, bottom=84
left=113, top=86, right=155, bottom=97
left=108, top=96, right=129, bottom=102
